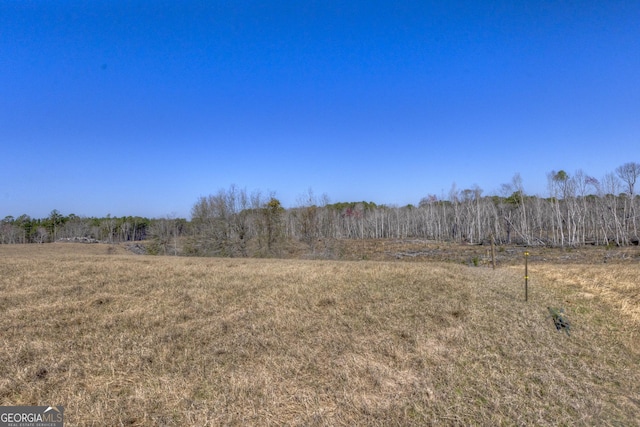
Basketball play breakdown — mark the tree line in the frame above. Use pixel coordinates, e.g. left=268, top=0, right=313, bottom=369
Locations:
left=0, top=212, right=156, bottom=244
left=2, top=163, right=639, bottom=254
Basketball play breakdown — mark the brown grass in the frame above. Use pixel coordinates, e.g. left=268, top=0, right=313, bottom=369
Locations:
left=0, top=243, right=639, bottom=426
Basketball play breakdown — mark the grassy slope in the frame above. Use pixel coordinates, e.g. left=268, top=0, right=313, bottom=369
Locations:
left=0, top=243, right=638, bottom=426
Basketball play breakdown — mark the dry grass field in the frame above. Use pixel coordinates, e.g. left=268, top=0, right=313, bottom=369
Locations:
left=1, top=243, right=639, bottom=426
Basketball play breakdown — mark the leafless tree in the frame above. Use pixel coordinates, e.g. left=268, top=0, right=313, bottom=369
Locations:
left=294, top=188, right=322, bottom=253
left=616, top=162, right=639, bottom=239
left=601, top=173, right=624, bottom=245
left=616, top=162, right=640, bottom=197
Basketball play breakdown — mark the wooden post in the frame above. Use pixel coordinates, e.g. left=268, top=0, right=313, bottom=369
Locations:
left=524, top=251, right=529, bottom=302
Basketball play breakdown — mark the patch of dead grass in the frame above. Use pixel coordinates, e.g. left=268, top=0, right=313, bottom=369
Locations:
left=530, top=263, right=640, bottom=326
left=0, top=244, right=638, bottom=425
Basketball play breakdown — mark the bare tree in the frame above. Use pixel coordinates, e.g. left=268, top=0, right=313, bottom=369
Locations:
left=34, top=226, right=49, bottom=244
left=0, top=216, right=19, bottom=244
left=149, top=218, right=173, bottom=255
left=548, top=170, right=570, bottom=246
left=616, top=162, right=640, bottom=197
left=189, top=186, right=250, bottom=256
left=101, top=215, right=116, bottom=243
left=295, top=188, right=321, bottom=253
left=616, top=162, right=640, bottom=240
left=601, top=173, right=624, bottom=245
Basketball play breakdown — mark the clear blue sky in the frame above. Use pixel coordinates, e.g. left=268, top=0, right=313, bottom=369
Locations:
left=2, top=1, right=639, bottom=219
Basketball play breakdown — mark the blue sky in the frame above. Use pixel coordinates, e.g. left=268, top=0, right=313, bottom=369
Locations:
left=2, top=1, right=639, bottom=219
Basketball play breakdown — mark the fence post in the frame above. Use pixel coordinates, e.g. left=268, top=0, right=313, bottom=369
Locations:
left=524, top=251, right=529, bottom=302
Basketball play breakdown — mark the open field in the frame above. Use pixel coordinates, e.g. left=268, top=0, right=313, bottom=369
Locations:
left=1, top=243, right=639, bottom=426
